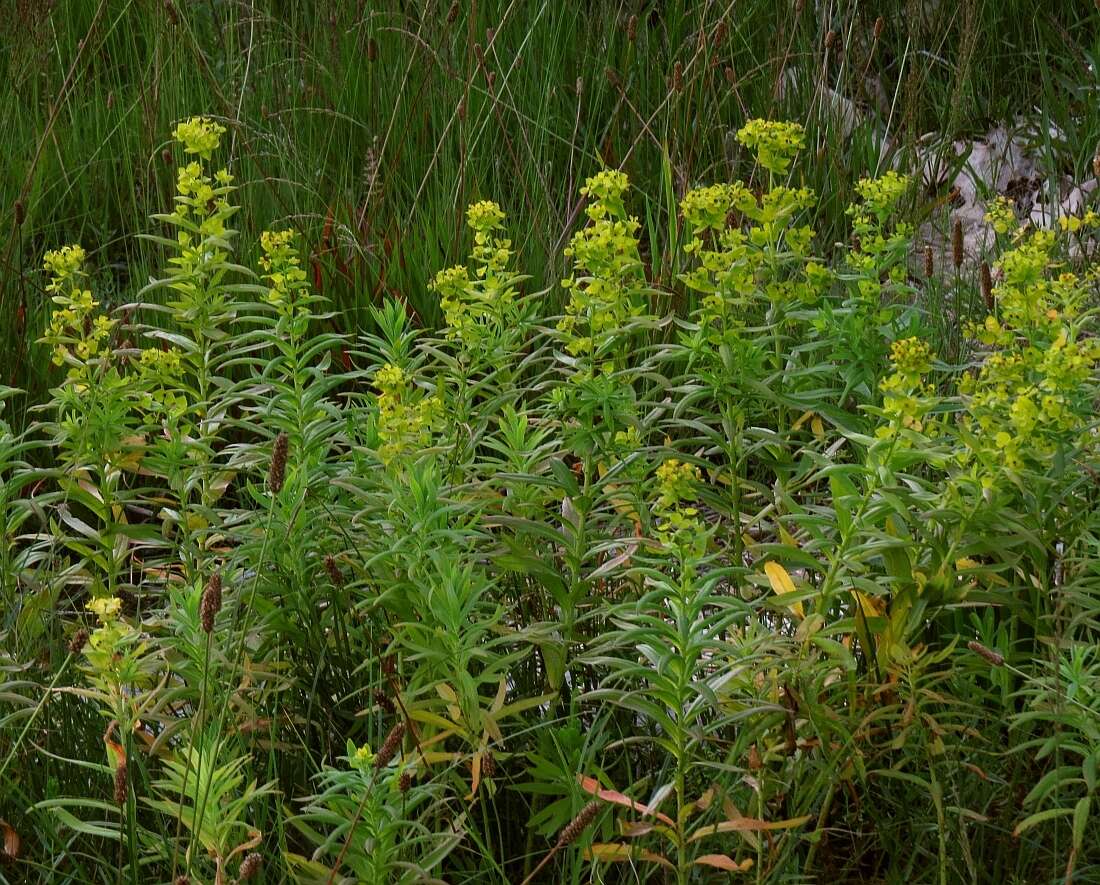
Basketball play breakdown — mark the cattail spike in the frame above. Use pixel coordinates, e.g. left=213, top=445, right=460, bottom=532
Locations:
left=239, top=852, right=262, bottom=880
left=952, top=218, right=964, bottom=269
left=626, top=14, right=638, bottom=43
left=114, top=759, right=129, bottom=805
left=979, top=261, right=994, bottom=310
left=200, top=572, right=222, bottom=633
left=324, top=555, right=345, bottom=587
left=923, top=245, right=934, bottom=279
left=268, top=432, right=289, bottom=494
left=968, top=640, right=1004, bottom=667
left=374, top=721, right=406, bottom=770
left=557, top=801, right=600, bottom=846
left=69, top=628, right=89, bottom=655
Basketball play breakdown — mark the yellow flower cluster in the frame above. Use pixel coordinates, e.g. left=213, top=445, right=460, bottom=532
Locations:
left=559, top=172, right=645, bottom=360
left=41, top=245, right=115, bottom=370
left=259, top=229, right=309, bottom=312
left=853, top=171, right=910, bottom=224
left=984, top=196, right=1018, bottom=236
left=173, top=116, right=227, bottom=160
left=86, top=596, right=122, bottom=624
left=960, top=231, right=1100, bottom=479
left=430, top=201, right=518, bottom=347
left=878, top=337, right=937, bottom=437
left=136, top=347, right=186, bottom=417
left=736, top=119, right=806, bottom=176
left=374, top=363, right=442, bottom=465
left=656, top=458, right=701, bottom=507
left=1059, top=209, right=1100, bottom=234
left=653, top=459, right=705, bottom=552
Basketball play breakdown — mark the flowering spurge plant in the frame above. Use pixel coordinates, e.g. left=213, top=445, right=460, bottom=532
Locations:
left=580, top=460, right=809, bottom=882
left=7, top=115, right=1100, bottom=885
left=551, top=169, right=656, bottom=461
left=960, top=227, right=1100, bottom=487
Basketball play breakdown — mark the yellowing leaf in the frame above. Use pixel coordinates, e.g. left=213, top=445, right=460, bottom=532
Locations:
left=585, top=843, right=674, bottom=869
left=764, top=561, right=803, bottom=619
left=695, top=854, right=753, bottom=872
left=856, top=592, right=885, bottom=617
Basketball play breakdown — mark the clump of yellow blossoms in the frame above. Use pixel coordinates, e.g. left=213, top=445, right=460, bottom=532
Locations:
left=41, top=245, right=115, bottom=374
left=653, top=459, right=705, bottom=551
left=259, top=229, right=309, bottom=314
left=984, top=196, right=1018, bottom=236
left=136, top=346, right=186, bottom=418
left=959, top=229, right=1100, bottom=480
left=86, top=595, right=122, bottom=623
left=736, top=119, right=806, bottom=176
left=173, top=116, right=227, bottom=160
left=430, top=200, right=519, bottom=347
left=374, top=363, right=442, bottom=465
left=559, top=170, right=646, bottom=362
left=878, top=337, right=937, bottom=438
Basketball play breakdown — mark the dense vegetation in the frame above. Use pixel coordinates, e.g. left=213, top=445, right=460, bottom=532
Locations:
left=3, top=3, right=1100, bottom=884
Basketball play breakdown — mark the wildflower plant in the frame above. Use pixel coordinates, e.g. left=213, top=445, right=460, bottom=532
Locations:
left=12, top=114, right=1100, bottom=885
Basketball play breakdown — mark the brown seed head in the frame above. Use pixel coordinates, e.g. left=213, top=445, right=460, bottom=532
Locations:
left=374, top=688, right=395, bottom=714
left=724, top=65, right=736, bottom=86
left=1093, top=146, right=1100, bottom=181
left=200, top=572, right=222, bottom=634
left=825, top=29, right=837, bottom=50
left=626, top=14, right=637, bottom=43
left=399, top=771, right=412, bottom=792
left=69, top=628, right=90, bottom=655
left=446, top=1, right=459, bottom=24
left=14, top=201, right=25, bottom=227
left=968, top=640, right=1004, bottom=667
left=374, top=721, right=406, bottom=770
left=980, top=261, right=994, bottom=310
left=557, top=801, right=600, bottom=846
left=952, top=218, right=964, bottom=269
left=672, top=61, right=683, bottom=93
left=367, top=38, right=378, bottom=62
left=174, top=877, right=190, bottom=885
left=114, top=759, right=129, bottom=805
left=324, top=555, right=345, bottom=587
left=874, top=16, right=885, bottom=41
left=713, top=20, right=727, bottom=46
left=268, top=432, right=289, bottom=494
left=239, top=852, right=262, bottom=881
left=481, top=749, right=496, bottom=778
left=924, top=245, right=934, bottom=279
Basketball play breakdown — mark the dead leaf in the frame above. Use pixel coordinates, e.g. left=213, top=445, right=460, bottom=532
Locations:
left=695, top=853, right=753, bottom=871
left=577, top=775, right=676, bottom=826
left=584, top=843, right=674, bottom=869
left=0, top=820, right=20, bottom=861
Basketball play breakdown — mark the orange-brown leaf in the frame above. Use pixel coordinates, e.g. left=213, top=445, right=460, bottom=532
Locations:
left=577, top=775, right=675, bottom=826
left=695, top=853, right=753, bottom=871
